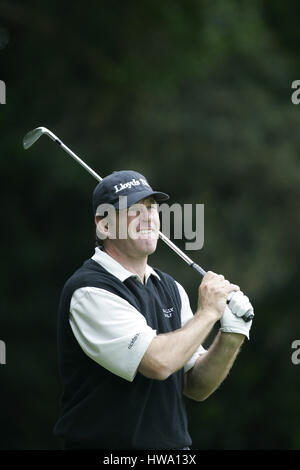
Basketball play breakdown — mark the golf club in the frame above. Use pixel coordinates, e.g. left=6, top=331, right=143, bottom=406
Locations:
left=23, top=126, right=254, bottom=322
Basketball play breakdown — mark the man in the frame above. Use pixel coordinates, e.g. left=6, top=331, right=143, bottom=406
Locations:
left=53, top=170, right=253, bottom=450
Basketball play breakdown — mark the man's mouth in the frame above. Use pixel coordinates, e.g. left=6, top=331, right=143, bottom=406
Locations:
left=135, top=227, right=158, bottom=239
left=138, top=229, right=154, bottom=234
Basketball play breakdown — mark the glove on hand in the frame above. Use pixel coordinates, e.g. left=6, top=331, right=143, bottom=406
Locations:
left=220, top=291, right=254, bottom=339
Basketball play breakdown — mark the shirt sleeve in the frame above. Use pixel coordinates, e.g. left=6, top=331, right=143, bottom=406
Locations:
left=69, top=286, right=157, bottom=382
left=175, top=281, right=207, bottom=373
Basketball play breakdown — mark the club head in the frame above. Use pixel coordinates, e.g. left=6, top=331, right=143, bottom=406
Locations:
left=23, top=126, right=50, bottom=150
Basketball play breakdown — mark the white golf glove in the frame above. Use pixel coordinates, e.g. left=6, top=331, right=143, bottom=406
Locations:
left=220, top=291, right=254, bottom=340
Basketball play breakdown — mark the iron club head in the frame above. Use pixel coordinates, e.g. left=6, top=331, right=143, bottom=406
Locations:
left=23, top=126, right=59, bottom=150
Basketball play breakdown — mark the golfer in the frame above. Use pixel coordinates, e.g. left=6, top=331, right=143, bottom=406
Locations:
left=53, top=170, right=253, bottom=450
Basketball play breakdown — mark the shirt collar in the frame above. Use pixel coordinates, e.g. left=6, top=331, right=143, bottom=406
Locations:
left=92, top=247, right=161, bottom=284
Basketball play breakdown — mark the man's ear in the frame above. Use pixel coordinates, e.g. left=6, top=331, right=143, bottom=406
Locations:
left=95, top=207, right=117, bottom=240
left=95, top=204, right=117, bottom=240
left=95, top=215, right=109, bottom=241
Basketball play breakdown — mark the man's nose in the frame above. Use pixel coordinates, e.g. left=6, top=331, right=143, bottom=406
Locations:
left=139, top=206, right=152, bottom=225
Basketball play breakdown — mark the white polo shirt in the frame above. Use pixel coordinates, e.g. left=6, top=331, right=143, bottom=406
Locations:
left=69, top=248, right=206, bottom=382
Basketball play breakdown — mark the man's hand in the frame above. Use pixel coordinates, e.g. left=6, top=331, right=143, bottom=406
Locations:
left=197, top=271, right=240, bottom=320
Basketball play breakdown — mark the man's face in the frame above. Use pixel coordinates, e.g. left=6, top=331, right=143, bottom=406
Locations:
left=97, top=196, right=160, bottom=259
left=116, top=196, right=160, bottom=258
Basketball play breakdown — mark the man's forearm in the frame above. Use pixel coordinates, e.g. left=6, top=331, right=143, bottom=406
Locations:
left=138, top=309, right=218, bottom=380
left=184, top=331, right=245, bottom=401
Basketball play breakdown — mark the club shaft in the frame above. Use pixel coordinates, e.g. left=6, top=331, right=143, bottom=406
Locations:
left=56, top=139, right=103, bottom=182
left=159, top=231, right=206, bottom=275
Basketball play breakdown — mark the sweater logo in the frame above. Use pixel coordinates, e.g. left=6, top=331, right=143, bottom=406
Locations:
left=162, top=307, right=174, bottom=318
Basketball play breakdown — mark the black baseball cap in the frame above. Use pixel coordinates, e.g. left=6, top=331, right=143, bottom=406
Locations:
left=93, top=170, right=170, bottom=214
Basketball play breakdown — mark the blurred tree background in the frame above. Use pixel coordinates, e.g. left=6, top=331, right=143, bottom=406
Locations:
left=1, top=0, right=300, bottom=449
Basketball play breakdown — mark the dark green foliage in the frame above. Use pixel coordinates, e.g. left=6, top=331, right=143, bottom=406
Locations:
left=1, top=0, right=300, bottom=449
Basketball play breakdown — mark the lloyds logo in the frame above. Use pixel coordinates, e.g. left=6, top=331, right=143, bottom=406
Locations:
left=0, top=80, right=6, bottom=104
left=0, top=340, right=6, bottom=364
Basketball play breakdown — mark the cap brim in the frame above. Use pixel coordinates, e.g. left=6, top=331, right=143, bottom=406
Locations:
left=116, top=190, right=170, bottom=209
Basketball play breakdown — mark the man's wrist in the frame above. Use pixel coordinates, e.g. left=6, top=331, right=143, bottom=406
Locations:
left=195, top=307, right=220, bottom=323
